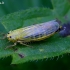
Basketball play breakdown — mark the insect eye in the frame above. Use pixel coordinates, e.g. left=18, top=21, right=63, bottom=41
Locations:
left=9, top=36, right=12, bottom=38
left=8, top=32, right=9, bottom=34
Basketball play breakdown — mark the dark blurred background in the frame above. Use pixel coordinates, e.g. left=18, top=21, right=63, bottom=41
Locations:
left=0, top=0, right=70, bottom=70
left=0, top=0, right=52, bottom=17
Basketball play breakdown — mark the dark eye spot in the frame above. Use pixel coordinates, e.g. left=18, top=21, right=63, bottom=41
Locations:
left=8, top=32, right=9, bottom=34
left=9, top=36, right=12, bottom=38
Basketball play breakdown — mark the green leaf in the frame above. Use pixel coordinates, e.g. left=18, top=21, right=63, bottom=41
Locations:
left=65, top=9, right=70, bottom=21
left=51, top=0, right=70, bottom=16
left=0, top=8, right=52, bottom=32
left=12, top=35, right=70, bottom=64
left=0, top=7, right=70, bottom=64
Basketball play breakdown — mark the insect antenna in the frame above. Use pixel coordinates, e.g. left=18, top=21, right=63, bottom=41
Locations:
left=0, top=32, right=7, bottom=39
left=0, top=35, right=7, bottom=39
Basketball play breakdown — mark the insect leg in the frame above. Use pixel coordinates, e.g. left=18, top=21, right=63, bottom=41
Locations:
left=5, top=42, right=17, bottom=49
left=17, top=41, right=33, bottom=48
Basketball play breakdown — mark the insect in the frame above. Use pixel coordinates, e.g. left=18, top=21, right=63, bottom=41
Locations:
left=5, top=20, right=60, bottom=49
left=59, top=22, right=70, bottom=37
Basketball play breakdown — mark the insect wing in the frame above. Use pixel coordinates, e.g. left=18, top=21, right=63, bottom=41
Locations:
left=22, top=20, right=59, bottom=40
